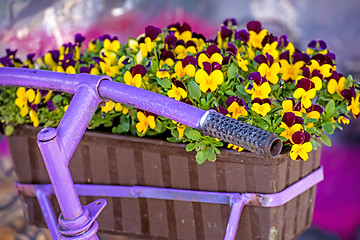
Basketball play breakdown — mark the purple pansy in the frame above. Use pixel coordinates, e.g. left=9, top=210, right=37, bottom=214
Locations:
left=235, top=29, right=249, bottom=42
left=145, top=25, right=162, bottom=40
left=75, top=33, right=85, bottom=45
left=130, top=65, right=147, bottom=77
left=246, top=21, right=262, bottom=33
left=182, top=55, right=197, bottom=68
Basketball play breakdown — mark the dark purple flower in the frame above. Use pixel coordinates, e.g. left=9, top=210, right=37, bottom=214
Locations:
left=318, top=40, right=327, bottom=50
left=145, top=25, right=162, bottom=41
left=292, top=131, right=305, bottom=144
left=172, top=78, right=186, bottom=90
left=182, top=55, right=197, bottom=68
left=293, top=52, right=310, bottom=64
left=308, top=40, right=317, bottom=49
left=326, top=52, right=336, bottom=61
left=130, top=64, right=147, bottom=77
left=220, top=25, right=233, bottom=39
left=165, top=32, right=177, bottom=48
left=278, top=35, right=289, bottom=47
left=79, top=64, right=95, bottom=74
left=223, top=18, right=238, bottom=26
left=206, top=44, right=221, bottom=57
left=6, top=49, right=17, bottom=58
left=27, top=53, right=36, bottom=62
left=246, top=21, right=262, bottom=33
left=30, top=104, right=37, bottom=112
left=282, top=112, right=296, bottom=127
left=218, top=105, right=229, bottom=115
left=49, top=50, right=60, bottom=62
left=295, top=116, right=304, bottom=125
left=235, top=29, right=249, bottom=42
left=341, top=87, right=356, bottom=100
left=226, top=42, right=238, bottom=57
left=60, top=53, right=76, bottom=69
left=279, top=50, right=290, bottom=61
left=47, top=100, right=56, bottom=112
left=75, top=33, right=85, bottom=45
left=296, top=78, right=313, bottom=91
left=161, top=50, right=175, bottom=61
left=203, top=62, right=212, bottom=75
left=122, top=58, right=131, bottom=65
left=0, top=56, right=14, bottom=67
left=92, top=57, right=104, bottom=64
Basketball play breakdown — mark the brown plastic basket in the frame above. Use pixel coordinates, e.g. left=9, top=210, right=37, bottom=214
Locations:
left=7, top=125, right=321, bottom=240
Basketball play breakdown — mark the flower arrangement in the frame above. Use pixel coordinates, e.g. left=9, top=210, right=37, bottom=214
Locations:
left=0, top=19, right=359, bottom=164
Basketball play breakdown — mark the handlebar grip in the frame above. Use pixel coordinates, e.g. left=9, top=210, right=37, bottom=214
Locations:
left=198, top=110, right=282, bottom=157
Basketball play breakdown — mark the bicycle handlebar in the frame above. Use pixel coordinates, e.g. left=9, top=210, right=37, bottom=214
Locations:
left=0, top=67, right=282, bottom=157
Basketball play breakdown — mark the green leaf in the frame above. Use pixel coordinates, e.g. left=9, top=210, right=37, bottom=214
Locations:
left=236, top=85, right=248, bottom=96
left=320, top=134, right=332, bottom=147
left=188, top=81, right=201, bottom=101
left=185, top=128, right=201, bottom=141
left=195, top=151, right=206, bottom=164
left=304, top=118, right=318, bottom=124
left=322, top=122, right=335, bottom=135
left=306, top=127, right=317, bottom=134
left=52, top=94, right=63, bottom=104
left=204, top=147, right=216, bottom=162
left=156, top=77, right=171, bottom=90
left=227, top=62, right=238, bottom=80
left=310, top=138, right=318, bottom=150
left=5, top=125, right=14, bottom=136
left=225, top=90, right=235, bottom=96
left=325, top=100, right=335, bottom=117
left=186, top=142, right=196, bottom=151
left=333, top=122, right=343, bottom=130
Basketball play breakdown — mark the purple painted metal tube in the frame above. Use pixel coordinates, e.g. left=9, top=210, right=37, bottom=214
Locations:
left=36, top=187, right=60, bottom=239
left=57, top=82, right=105, bottom=163
left=0, top=67, right=80, bottom=93
left=37, top=127, right=83, bottom=220
left=224, top=197, right=251, bottom=240
left=98, top=80, right=205, bottom=128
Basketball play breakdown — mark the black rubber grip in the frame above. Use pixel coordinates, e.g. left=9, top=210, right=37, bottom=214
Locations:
left=198, top=110, right=282, bottom=157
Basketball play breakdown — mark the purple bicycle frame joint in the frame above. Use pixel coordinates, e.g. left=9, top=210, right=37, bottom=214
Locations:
left=37, top=127, right=57, bottom=142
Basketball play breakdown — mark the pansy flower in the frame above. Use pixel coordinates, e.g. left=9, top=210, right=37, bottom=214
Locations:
left=247, top=21, right=268, bottom=49
left=279, top=51, right=307, bottom=81
left=305, top=104, right=323, bottom=127
left=44, top=50, right=60, bottom=71
left=226, top=42, right=249, bottom=71
left=97, top=53, right=120, bottom=77
left=342, top=87, right=360, bottom=118
left=293, top=78, right=316, bottom=109
left=159, top=50, right=175, bottom=68
left=174, top=40, right=197, bottom=59
left=279, top=112, right=304, bottom=142
left=124, top=65, right=147, bottom=88
left=167, top=79, right=187, bottom=101
left=281, top=98, right=303, bottom=116
left=306, top=40, right=328, bottom=55
left=254, top=53, right=280, bottom=84
left=245, top=72, right=271, bottom=99
left=195, top=62, right=223, bottom=93
left=225, top=96, right=248, bottom=119
left=307, top=54, right=334, bottom=78
left=57, top=53, right=76, bottom=74
left=227, top=143, right=244, bottom=152
left=216, top=25, right=233, bottom=49
left=15, top=87, right=35, bottom=117
left=251, top=98, right=271, bottom=116
left=290, top=131, right=312, bottom=161
left=136, top=110, right=156, bottom=134
left=168, top=22, right=192, bottom=43
left=138, top=25, right=162, bottom=58
left=197, top=44, right=223, bottom=68
left=24, top=53, right=36, bottom=68
left=171, top=56, right=197, bottom=79
left=297, top=66, right=322, bottom=91
left=326, top=71, right=346, bottom=96
left=164, top=32, right=177, bottom=50
left=338, top=115, right=350, bottom=125
left=262, top=40, right=279, bottom=60
left=80, top=63, right=100, bottom=75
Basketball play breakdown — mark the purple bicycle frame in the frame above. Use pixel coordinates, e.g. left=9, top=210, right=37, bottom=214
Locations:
left=0, top=68, right=323, bottom=240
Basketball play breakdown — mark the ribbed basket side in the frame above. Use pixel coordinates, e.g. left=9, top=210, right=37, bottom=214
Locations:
left=7, top=125, right=321, bottom=240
